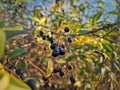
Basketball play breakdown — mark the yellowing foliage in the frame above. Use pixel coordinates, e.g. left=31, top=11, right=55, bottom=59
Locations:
left=73, top=35, right=97, bottom=45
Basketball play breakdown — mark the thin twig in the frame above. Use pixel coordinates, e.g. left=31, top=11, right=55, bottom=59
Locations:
left=26, top=59, right=45, bottom=75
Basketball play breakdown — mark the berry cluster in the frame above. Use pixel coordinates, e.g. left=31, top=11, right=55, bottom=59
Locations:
left=8, top=27, right=74, bottom=90
left=39, top=27, right=72, bottom=57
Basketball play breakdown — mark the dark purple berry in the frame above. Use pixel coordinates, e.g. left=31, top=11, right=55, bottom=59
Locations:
left=20, top=72, right=27, bottom=79
left=43, top=82, right=51, bottom=88
left=48, top=37, right=54, bottom=43
left=70, top=75, right=76, bottom=84
left=64, top=27, right=70, bottom=32
left=39, top=31, right=44, bottom=36
left=68, top=37, right=72, bottom=43
left=42, top=76, right=48, bottom=81
left=16, top=69, right=21, bottom=75
left=61, top=44, right=65, bottom=49
left=50, top=43, right=57, bottom=50
left=42, top=35, right=46, bottom=40
left=26, top=79, right=40, bottom=90
left=67, top=65, right=73, bottom=70
left=52, top=48, right=59, bottom=57
left=59, top=47, right=65, bottom=55
left=53, top=67, right=62, bottom=73
left=9, top=65, right=16, bottom=72
left=59, top=71, right=64, bottom=77
left=55, top=0, right=60, bottom=4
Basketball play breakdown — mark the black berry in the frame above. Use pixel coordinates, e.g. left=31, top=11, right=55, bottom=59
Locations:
left=67, top=65, right=73, bottom=70
left=55, top=0, right=60, bottom=4
left=68, top=37, right=72, bottom=43
left=39, top=31, right=44, bottom=36
left=51, top=31, right=55, bottom=34
left=16, top=69, right=21, bottom=75
left=70, top=75, right=76, bottom=84
left=53, top=67, right=62, bottom=73
left=52, top=48, right=59, bottom=57
left=42, top=76, right=48, bottom=81
left=43, top=82, right=51, bottom=88
left=50, top=43, right=57, bottom=50
left=20, top=72, right=27, bottom=79
left=26, top=79, right=40, bottom=90
left=48, top=37, right=54, bottom=43
left=9, top=65, right=16, bottom=72
left=42, top=35, right=46, bottom=40
left=59, top=71, right=64, bottom=77
left=64, top=27, right=70, bottom=32
left=59, top=47, right=65, bottom=55
left=61, top=44, right=65, bottom=49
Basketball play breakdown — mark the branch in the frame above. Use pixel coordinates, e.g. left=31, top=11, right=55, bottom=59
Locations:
left=76, top=21, right=120, bottom=36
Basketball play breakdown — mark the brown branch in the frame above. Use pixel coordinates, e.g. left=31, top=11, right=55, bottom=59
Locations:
left=76, top=21, right=120, bottom=36
left=26, top=59, right=45, bottom=75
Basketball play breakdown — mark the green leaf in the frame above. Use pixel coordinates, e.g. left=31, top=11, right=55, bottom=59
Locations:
left=7, top=75, right=30, bottom=90
left=103, top=44, right=115, bottom=52
left=8, top=48, right=27, bottom=59
left=16, top=0, right=29, bottom=2
left=5, top=29, right=28, bottom=39
left=93, top=12, right=102, bottom=23
left=80, top=30, right=89, bottom=34
left=0, top=31, right=6, bottom=58
left=66, top=55, right=74, bottom=62
left=3, top=26, right=23, bottom=31
left=108, top=11, right=120, bottom=16
left=44, top=59, right=53, bottom=78
left=79, top=54, right=86, bottom=60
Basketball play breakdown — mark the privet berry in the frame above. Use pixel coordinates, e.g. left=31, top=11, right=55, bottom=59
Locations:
left=20, top=72, right=27, bottom=79
left=53, top=67, right=62, bottom=73
left=42, top=76, right=48, bottom=81
left=42, top=35, right=46, bottom=40
left=64, top=27, right=70, bottom=32
left=50, top=43, right=57, bottom=50
left=16, top=69, right=21, bottom=75
left=68, top=37, right=72, bottom=43
left=43, top=82, right=51, bottom=88
left=52, top=48, right=59, bottom=57
left=39, top=31, right=44, bottom=36
left=9, top=65, right=16, bottom=72
left=26, top=79, right=40, bottom=90
left=59, top=71, right=64, bottom=77
left=48, top=37, right=54, bottom=43
left=61, top=44, right=65, bottom=49
left=67, top=65, right=73, bottom=70
left=70, top=75, right=76, bottom=84
left=59, top=47, right=65, bottom=55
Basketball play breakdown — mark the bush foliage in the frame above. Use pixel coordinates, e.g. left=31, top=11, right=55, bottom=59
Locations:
left=0, top=0, right=120, bottom=90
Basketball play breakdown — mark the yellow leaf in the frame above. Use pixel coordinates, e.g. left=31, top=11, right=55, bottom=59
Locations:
left=39, top=17, right=46, bottom=25
left=0, top=63, right=5, bottom=73
left=74, top=81, right=81, bottom=87
left=0, top=73, right=10, bottom=90
left=57, top=59, right=66, bottom=64
left=44, top=59, right=53, bottom=78
left=37, top=37, right=43, bottom=42
left=31, top=17, right=40, bottom=22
